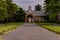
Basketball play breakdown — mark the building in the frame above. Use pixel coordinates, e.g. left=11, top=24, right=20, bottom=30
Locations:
left=25, top=6, right=46, bottom=22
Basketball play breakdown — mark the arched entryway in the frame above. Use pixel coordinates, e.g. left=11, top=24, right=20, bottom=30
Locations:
left=27, top=15, right=33, bottom=22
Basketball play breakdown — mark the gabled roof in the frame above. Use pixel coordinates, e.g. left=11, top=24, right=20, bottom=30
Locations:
left=32, top=11, right=46, bottom=16
left=26, top=10, right=46, bottom=16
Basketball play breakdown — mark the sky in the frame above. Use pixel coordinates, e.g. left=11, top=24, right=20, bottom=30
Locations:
left=13, top=0, right=44, bottom=10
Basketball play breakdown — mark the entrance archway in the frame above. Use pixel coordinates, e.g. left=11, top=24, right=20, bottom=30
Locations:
left=27, top=15, right=33, bottom=22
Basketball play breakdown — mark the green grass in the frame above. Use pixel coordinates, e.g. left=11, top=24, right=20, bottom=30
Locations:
left=0, top=22, right=23, bottom=40
left=37, top=23, right=60, bottom=34
left=0, top=22, right=22, bottom=35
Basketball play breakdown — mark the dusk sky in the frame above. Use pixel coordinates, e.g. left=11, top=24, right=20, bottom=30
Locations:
left=13, top=0, right=44, bottom=10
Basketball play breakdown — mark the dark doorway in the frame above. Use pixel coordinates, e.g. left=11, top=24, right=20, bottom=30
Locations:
left=27, top=15, right=33, bottom=22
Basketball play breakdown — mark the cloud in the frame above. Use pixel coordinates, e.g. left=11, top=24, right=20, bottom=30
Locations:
left=13, top=0, right=44, bottom=10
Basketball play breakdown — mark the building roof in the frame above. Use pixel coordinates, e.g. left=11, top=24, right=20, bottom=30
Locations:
left=26, top=11, right=46, bottom=16
left=32, top=11, right=46, bottom=16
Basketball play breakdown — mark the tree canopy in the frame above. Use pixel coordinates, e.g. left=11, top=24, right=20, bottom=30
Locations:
left=14, top=7, right=26, bottom=22
left=35, top=4, right=42, bottom=11
left=0, top=0, right=26, bottom=23
left=6, top=0, right=19, bottom=22
left=44, top=0, right=60, bottom=22
left=0, top=0, right=7, bottom=22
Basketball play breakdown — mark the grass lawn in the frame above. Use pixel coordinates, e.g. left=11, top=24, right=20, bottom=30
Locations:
left=37, top=23, right=60, bottom=34
left=0, top=22, right=23, bottom=40
left=0, top=22, right=22, bottom=35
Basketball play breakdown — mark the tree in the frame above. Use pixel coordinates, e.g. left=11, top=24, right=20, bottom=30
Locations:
left=0, top=0, right=7, bottom=22
left=35, top=4, right=42, bottom=11
left=48, top=13, right=58, bottom=22
left=6, top=0, right=12, bottom=3
left=0, top=0, right=26, bottom=22
left=14, top=7, right=26, bottom=22
left=44, top=0, right=60, bottom=22
left=6, top=0, right=19, bottom=22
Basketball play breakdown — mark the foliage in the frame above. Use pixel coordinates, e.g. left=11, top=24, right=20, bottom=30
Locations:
left=14, top=7, right=26, bottom=22
left=6, top=0, right=19, bottom=22
left=48, top=13, right=58, bottom=22
left=44, top=0, right=60, bottom=23
left=0, top=0, right=26, bottom=22
left=0, top=0, right=7, bottom=22
left=35, top=4, right=42, bottom=11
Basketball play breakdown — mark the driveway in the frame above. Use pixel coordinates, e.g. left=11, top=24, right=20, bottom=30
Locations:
left=3, top=23, right=60, bottom=40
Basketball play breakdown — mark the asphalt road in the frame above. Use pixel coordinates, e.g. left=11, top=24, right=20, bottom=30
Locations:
left=3, top=23, right=60, bottom=40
